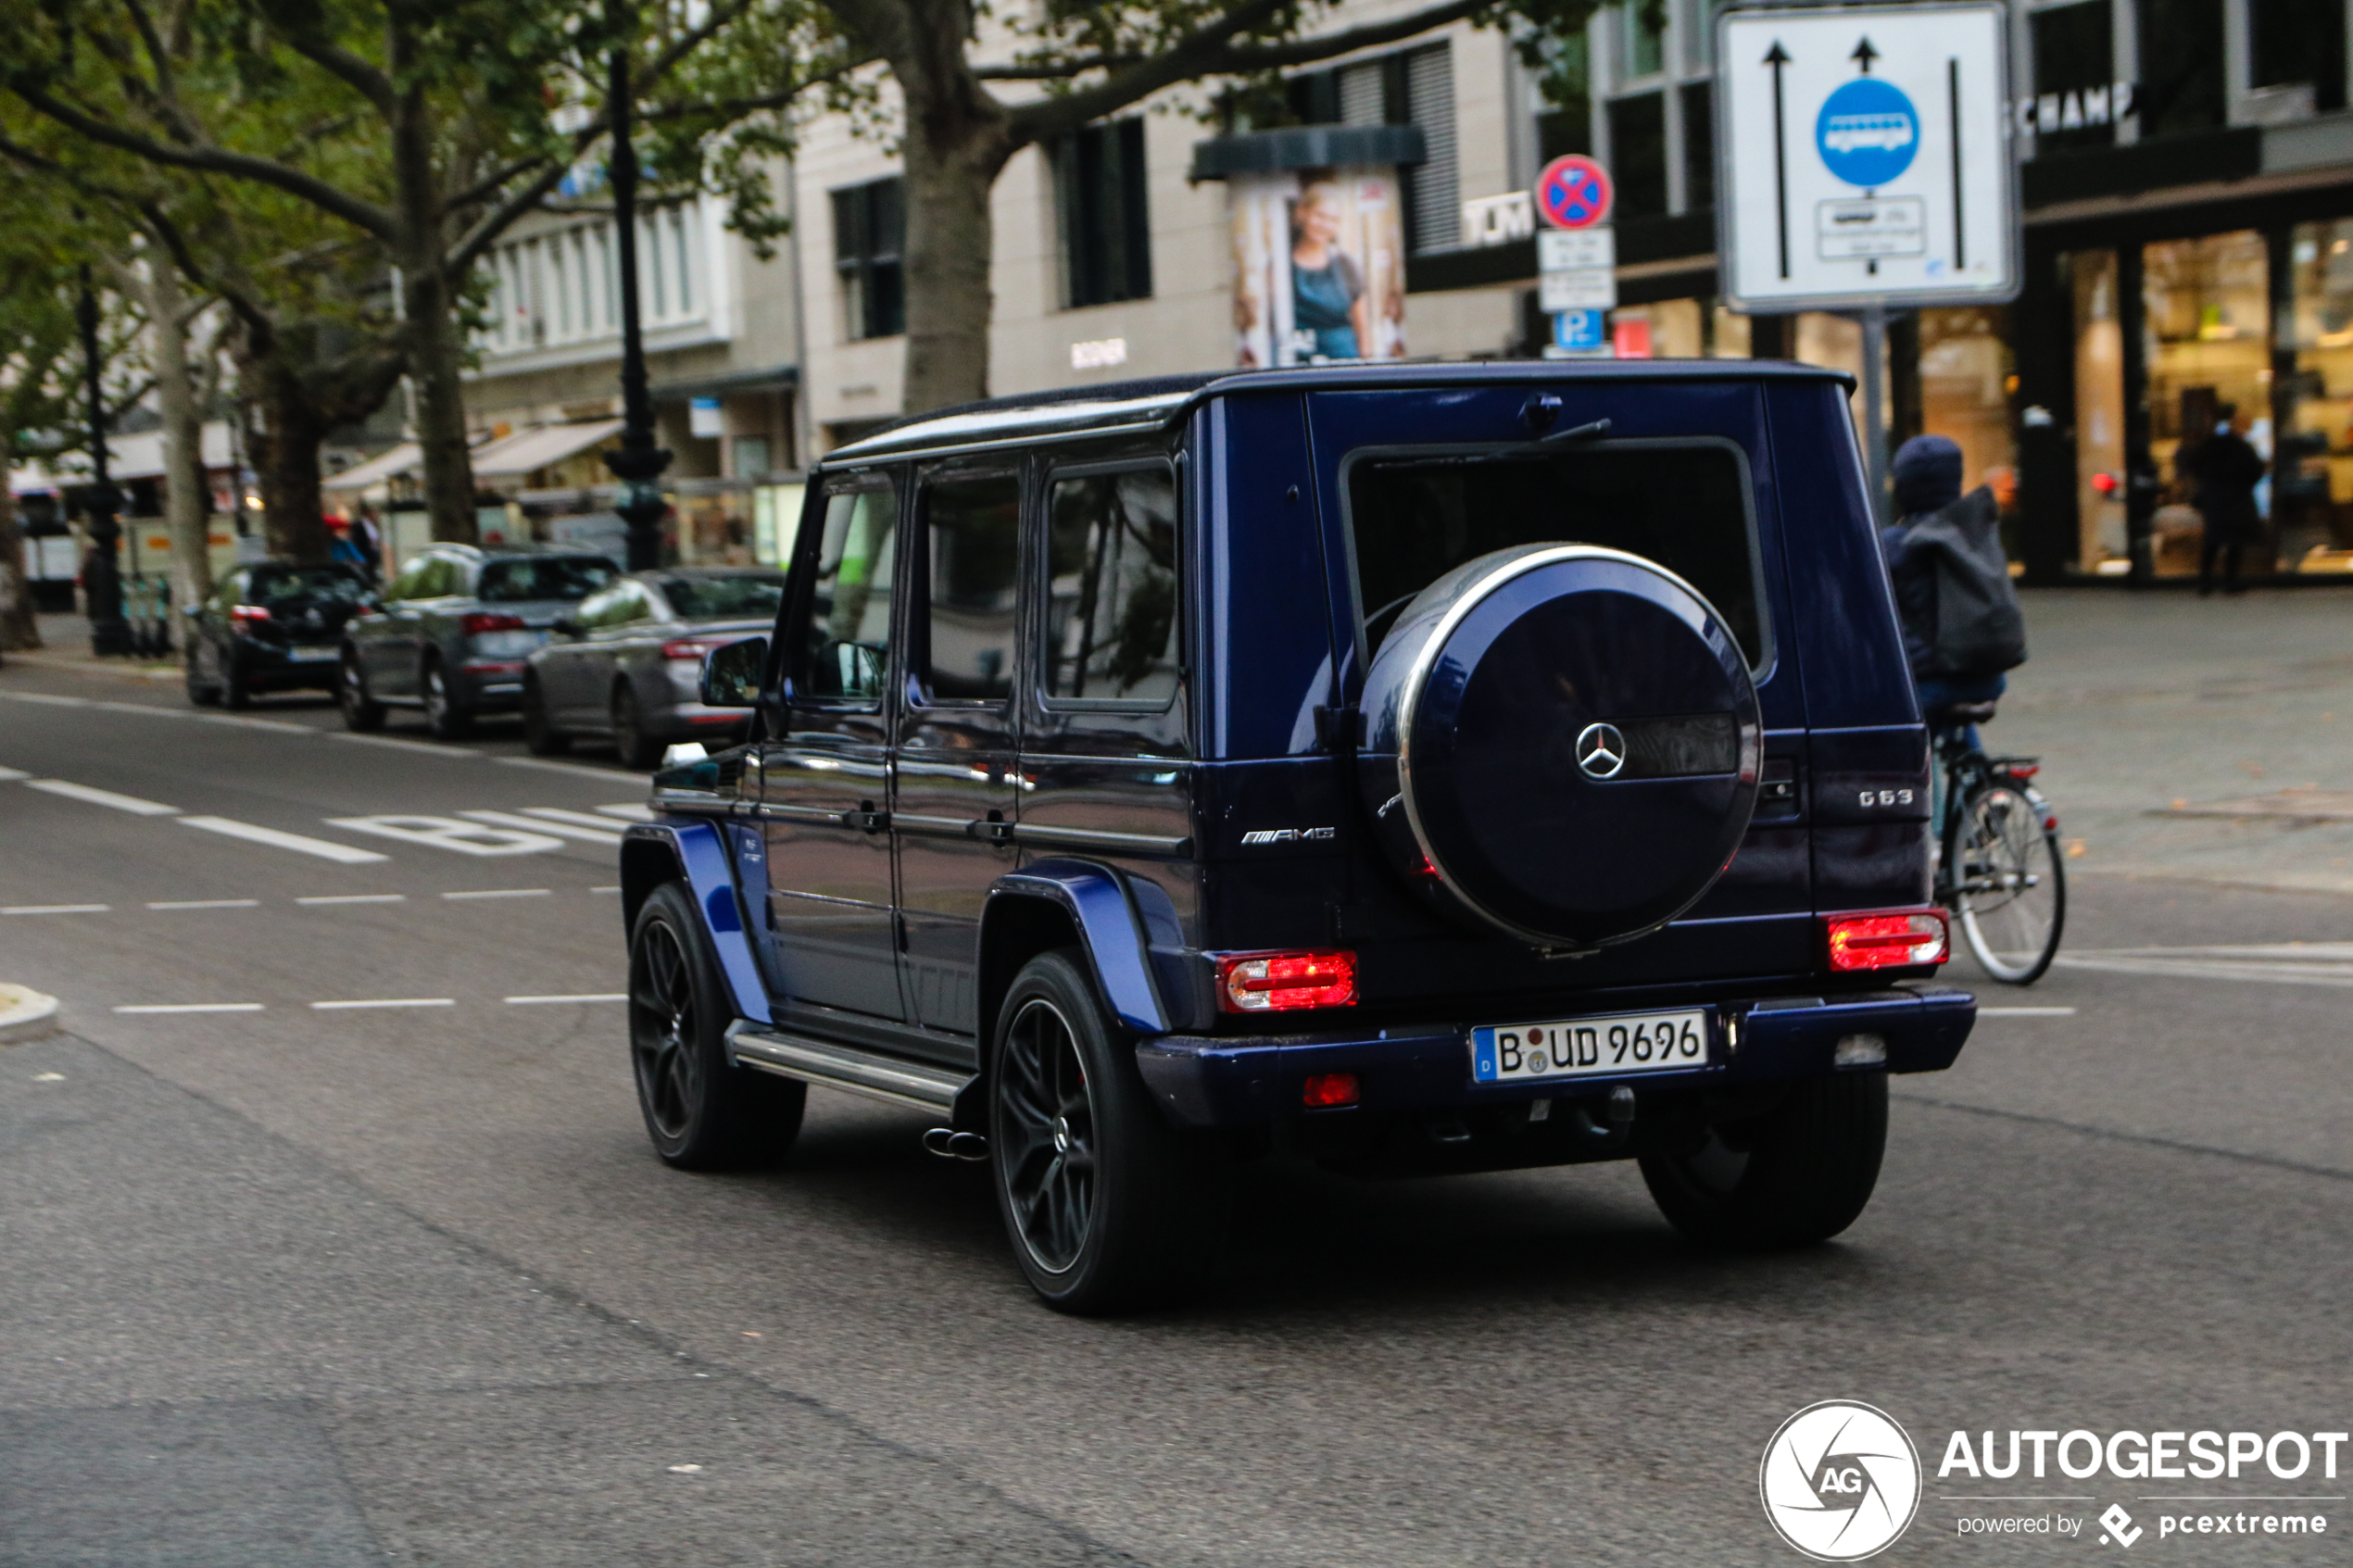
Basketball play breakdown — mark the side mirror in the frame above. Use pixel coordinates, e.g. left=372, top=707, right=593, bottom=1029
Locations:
left=699, top=635, right=768, bottom=709
left=551, top=615, right=583, bottom=637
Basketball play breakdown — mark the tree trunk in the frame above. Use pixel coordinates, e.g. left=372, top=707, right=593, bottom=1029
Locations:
left=0, top=447, right=40, bottom=652
left=248, top=362, right=333, bottom=564
left=145, top=258, right=215, bottom=621
left=404, top=266, right=479, bottom=546
left=891, top=9, right=1013, bottom=414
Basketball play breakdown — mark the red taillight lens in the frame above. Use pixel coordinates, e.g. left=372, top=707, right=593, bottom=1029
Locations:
left=229, top=604, right=271, bottom=626
left=1826, top=909, right=1949, bottom=972
left=1302, top=1072, right=1360, bottom=1109
left=1216, top=950, right=1357, bottom=1012
left=662, top=638, right=717, bottom=662
left=460, top=611, right=526, bottom=635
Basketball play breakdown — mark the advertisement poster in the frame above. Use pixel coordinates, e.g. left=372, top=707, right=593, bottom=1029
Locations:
left=1230, top=167, right=1407, bottom=367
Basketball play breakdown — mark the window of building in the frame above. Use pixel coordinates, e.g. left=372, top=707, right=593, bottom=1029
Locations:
left=2253, top=0, right=2347, bottom=111
left=2284, top=221, right=2353, bottom=566
left=1055, top=119, right=1153, bottom=308
left=1618, top=0, right=1667, bottom=80
left=1606, top=93, right=1668, bottom=220
left=1278, top=42, right=1459, bottom=256
left=2031, top=1, right=2117, bottom=153
left=834, top=179, right=905, bottom=341
left=1043, top=466, right=1181, bottom=705
left=2135, top=0, right=2226, bottom=137
left=1533, top=33, right=1592, bottom=162
left=1680, top=82, right=1714, bottom=209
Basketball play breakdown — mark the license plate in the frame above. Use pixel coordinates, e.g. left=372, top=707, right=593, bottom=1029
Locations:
left=286, top=646, right=340, bottom=661
left=1470, top=1008, right=1710, bottom=1084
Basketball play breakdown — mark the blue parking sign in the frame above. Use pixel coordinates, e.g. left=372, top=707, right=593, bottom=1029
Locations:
left=1554, top=309, right=1607, bottom=351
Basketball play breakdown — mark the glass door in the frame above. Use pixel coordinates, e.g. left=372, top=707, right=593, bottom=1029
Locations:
left=2142, top=232, right=2272, bottom=576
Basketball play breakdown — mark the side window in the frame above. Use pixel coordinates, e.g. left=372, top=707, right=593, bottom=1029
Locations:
left=920, top=473, right=1021, bottom=703
left=1043, top=465, right=1180, bottom=706
left=797, top=484, right=900, bottom=704
left=385, top=558, right=435, bottom=601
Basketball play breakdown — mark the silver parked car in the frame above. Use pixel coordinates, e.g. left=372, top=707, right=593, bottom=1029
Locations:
left=522, top=568, right=787, bottom=767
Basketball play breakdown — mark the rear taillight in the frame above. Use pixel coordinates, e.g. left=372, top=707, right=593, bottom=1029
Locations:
left=460, top=611, right=526, bottom=635
left=1302, top=1072, right=1360, bottom=1108
left=229, top=604, right=271, bottom=630
left=662, top=638, right=717, bottom=662
left=1825, top=909, right=1948, bottom=972
left=1216, top=950, right=1357, bottom=1012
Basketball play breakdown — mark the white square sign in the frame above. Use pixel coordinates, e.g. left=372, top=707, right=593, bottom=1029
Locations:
left=1716, top=2, right=2017, bottom=311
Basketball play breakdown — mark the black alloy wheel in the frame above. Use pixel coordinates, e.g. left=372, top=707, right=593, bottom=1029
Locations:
left=522, top=676, right=570, bottom=755
left=626, top=880, right=804, bottom=1169
left=338, top=648, right=386, bottom=731
left=421, top=658, right=472, bottom=739
left=988, top=950, right=1230, bottom=1312
left=1637, top=1072, right=1888, bottom=1248
left=612, top=683, right=661, bottom=770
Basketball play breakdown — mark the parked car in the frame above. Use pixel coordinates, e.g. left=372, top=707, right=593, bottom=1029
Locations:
left=614, top=363, right=1979, bottom=1313
left=337, top=544, right=619, bottom=738
left=522, top=568, right=790, bottom=768
left=184, top=561, right=375, bottom=709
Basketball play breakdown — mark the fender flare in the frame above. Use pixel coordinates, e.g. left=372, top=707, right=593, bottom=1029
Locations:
left=619, top=819, right=773, bottom=1025
left=979, top=859, right=1170, bottom=1039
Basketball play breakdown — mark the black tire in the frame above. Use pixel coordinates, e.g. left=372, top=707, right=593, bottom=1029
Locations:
left=184, top=642, right=222, bottom=707
left=220, top=651, right=252, bottom=709
left=338, top=648, right=386, bottom=731
left=612, top=683, right=661, bottom=770
left=627, top=881, right=806, bottom=1170
left=522, top=676, right=571, bottom=755
left=988, top=949, right=1229, bottom=1313
left=1949, top=780, right=2066, bottom=985
left=1638, top=1073, right=1887, bottom=1249
left=421, top=657, right=472, bottom=739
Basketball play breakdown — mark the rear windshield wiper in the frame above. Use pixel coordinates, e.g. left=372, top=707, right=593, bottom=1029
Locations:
left=1440, top=415, right=1612, bottom=466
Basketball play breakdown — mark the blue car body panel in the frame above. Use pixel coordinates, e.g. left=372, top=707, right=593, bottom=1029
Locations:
left=622, top=819, right=772, bottom=1025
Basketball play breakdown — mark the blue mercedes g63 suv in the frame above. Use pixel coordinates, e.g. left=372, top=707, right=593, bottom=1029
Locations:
left=618, top=362, right=1975, bottom=1312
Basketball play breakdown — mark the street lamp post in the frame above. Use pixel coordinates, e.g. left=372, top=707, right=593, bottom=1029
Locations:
left=78, top=265, right=130, bottom=657
left=601, top=6, right=672, bottom=571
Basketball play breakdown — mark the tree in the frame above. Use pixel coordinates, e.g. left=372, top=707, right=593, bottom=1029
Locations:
left=3, top=0, right=847, bottom=546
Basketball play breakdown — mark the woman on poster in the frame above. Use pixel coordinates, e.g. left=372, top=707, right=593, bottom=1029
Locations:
left=1290, top=182, right=1369, bottom=361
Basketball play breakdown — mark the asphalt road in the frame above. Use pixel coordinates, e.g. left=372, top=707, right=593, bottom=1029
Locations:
left=3, top=663, right=2350, bottom=1567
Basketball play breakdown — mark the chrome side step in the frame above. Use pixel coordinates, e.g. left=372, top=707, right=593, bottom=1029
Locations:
left=724, top=1022, right=970, bottom=1115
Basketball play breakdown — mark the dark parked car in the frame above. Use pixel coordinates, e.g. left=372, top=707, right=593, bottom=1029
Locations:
left=522, top=568, right=790, bottom=768
left=337, top=544, right=619, bottom=738
left=615, top=364, right=1978, bottom=1313
left=184, top=561, right=375, bottom=709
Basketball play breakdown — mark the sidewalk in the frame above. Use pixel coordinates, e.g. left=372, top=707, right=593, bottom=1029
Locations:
left=1994, top=587, right=2353, bottom=897
left=3, top=614, right=182, bottom=684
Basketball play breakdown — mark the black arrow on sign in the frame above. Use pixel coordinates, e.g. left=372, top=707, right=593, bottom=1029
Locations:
left=1852, top=36, right=1879, bottom=73
left=1764, top=41, right=1791, bottom=280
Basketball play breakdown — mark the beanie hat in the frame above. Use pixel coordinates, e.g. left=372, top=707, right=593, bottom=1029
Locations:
left=1891, top=434, right=1965, bottom=518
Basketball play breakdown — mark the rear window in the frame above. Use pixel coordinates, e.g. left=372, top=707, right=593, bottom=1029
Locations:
left=659, top=572, right=787, bottom=622
left=247, top=566, right=369, bottom=605
left=477, top=557, right=617, bottom=603
left=1343, top=440, right=1767, bottom=668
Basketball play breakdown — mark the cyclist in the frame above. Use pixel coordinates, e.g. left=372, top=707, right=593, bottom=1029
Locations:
left=1880, top=435, right=2023, bottom=759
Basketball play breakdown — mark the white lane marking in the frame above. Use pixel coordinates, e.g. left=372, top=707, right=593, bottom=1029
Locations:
left=598, top=803, right=656, bottom=822
left=296, top=893, right=408, bottom=906
left=191, top=714, right=317, bottom=734
left=2055, top=946, right=2353, bottom=987
left=146, top=899, right=262, bottom=911
left=516, top=807, right=638, bottom=836
left=1976, top=1006, right=2077, bottom=1017
left=329, top=733, right=482, bottom=758
left=114, top=1002, right=266, bottom=1014
left=496, top=756, right=629, bottom=781
left=328, top=815, right=563, bottom=855
left=4, top=693, right=90, bottom=707
left=442, top=887, right=551, bottom=900
left=310, top=997, right=455, bottom=1010
left=3, top=904, right=110, bottom=915
left=462, top=809, right=624, bottom=846
left=591, top=885, right=623, bottom=894
left=180, top=816, right=390, bottom=864
left=505, top=993, right=628, bottom=1005
left=0, top=767, right=28, bottom=781
left=24, top=779, right=181, bottom=815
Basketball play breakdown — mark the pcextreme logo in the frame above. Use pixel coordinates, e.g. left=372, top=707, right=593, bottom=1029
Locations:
left=1761, top=1401, right=1925, bottom=1562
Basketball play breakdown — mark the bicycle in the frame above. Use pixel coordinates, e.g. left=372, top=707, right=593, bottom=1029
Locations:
left=1930, top=700, right=2066, bottom=985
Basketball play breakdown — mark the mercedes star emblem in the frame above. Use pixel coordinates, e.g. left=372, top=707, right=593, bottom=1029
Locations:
left=1575, top=721, right=1627, bottom=779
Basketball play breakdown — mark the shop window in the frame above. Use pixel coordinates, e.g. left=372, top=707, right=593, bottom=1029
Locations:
left=1054, top=119, right=1153, bottom=308
left=1606, top=93, right=1667, bottom=220
left=2143, top=231, right=2271, bottom=575
left=2070, top=250, right=2131, bottom=573
left=2030, top=1, right=2117, bottom=153
left=2134, top=0, right=2226, bottom=137
left=733, top=435, right=771, bottom=479
left=2284, top=221, right=2353, bottom=568
left=1680, top=82, right=1714, bottom=210
left=1918, top=308, right=2018, bottom=551
left=1606, top=297, right=1756, bottom=358
left=2253, top=0, right=2347, bottom=112
left=833, top=179, right=904, bottom=341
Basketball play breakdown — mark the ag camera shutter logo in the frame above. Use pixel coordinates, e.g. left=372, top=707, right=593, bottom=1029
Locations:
left=1761, top=1400, right=1922, bottom=1561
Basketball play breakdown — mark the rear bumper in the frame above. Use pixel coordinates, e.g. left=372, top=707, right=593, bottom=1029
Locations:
left=1133, top=984, right=1975, bottom=1129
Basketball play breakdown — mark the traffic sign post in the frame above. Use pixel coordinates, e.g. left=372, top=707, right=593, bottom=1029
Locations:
left=1716, top=2, right=2018, bottom=514
left=1536, top=157, right=1618, bottom=357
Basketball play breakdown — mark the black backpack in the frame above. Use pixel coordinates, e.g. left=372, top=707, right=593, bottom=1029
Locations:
left=1906, top=488, right=2027, bottom=677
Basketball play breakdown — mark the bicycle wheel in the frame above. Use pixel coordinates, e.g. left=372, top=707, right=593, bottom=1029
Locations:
left=1949, top=781, right=2066, bottom=984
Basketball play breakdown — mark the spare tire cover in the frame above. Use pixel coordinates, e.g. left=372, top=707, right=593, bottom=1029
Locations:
left=1359, top=545, right=1761, bottom=948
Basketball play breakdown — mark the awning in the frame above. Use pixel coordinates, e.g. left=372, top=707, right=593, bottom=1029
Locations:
left=471, top=420, right=623, bottom=481
left=323, top=442, right=422, bottom=493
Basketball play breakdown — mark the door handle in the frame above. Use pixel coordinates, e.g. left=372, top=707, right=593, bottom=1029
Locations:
left=843, top=800, right=890, bottom=834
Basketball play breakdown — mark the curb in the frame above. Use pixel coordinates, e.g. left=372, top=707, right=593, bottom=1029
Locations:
left=0, top=984, right=61, bottom=1045
left=2, top=651, right=182, bottom=684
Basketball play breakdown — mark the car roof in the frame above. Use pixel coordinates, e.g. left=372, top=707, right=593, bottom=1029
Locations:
left=823, top=359, right=1859, bottom=465
left=421, top=543, right=616, bottom=562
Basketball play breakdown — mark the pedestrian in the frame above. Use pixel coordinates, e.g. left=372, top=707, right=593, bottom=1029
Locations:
left=327, top=518, right=371, bottom=577
left=1880, top=434, right=2030, bottom=758
left=2183, top=404, right=2266, bottom=596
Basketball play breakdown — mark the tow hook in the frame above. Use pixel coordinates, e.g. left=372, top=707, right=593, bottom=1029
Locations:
left=922, top=1127, right=989, bottom=1161
left=1568, top=1085, right=1637, bottom=1146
